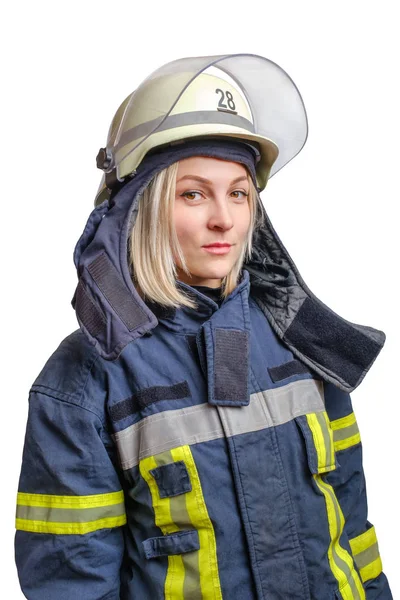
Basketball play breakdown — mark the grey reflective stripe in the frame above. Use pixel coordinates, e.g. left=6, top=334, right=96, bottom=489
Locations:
left=16, top=501, right=126, bottom=523
left=115, top=110, right=255, bottom=151
left=219, top=379, right=324, bottom=437
left=315, top=411, right=333, bottom=469
left=353, top=542, right=380, bottom=570
left=113, top=378, right=325, bottom=470
left=115, top=403, right=222, bottom=470
left=333, top=421, right=359, bottom=442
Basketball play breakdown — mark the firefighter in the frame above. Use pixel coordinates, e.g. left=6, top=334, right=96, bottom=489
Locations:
left=15, top=54, right=392, bottom=599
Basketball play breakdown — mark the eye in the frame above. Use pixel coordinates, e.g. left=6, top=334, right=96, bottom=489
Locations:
left=180, top=191, right=203, bottom=202
left=231, top=190, right=249, bottom=201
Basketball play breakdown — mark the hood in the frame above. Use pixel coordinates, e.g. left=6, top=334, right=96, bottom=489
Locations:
left=71, top=142, right=385, bottom=394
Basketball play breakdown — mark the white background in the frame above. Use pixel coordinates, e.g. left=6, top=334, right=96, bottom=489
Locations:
left=3, top=1, right=399, bottom=597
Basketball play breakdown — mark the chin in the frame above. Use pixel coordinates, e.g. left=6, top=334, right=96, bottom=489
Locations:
left=192, top=269, right=231, bottom=280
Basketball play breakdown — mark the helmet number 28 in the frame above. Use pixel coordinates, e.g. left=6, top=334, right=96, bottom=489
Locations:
left=215, top=88, right=237, bottom=114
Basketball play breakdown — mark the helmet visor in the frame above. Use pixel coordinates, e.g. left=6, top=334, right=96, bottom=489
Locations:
left=110, top=54, right=308, bottom=179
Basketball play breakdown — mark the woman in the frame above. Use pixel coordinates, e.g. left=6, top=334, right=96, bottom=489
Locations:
left=15, top=54, right=392, bottom=599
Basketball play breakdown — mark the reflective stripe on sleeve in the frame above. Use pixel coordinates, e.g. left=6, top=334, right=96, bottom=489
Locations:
left=330, top=413, right=361, bottom=452
left=349, top=526, right=383, bottom=583
left=15, top=490, right=126, bottom=534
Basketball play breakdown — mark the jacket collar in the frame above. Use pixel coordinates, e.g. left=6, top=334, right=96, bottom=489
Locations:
left=146, top=270, right=250, bottom=335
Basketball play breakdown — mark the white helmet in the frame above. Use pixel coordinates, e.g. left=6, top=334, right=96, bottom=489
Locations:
left=95, top=53, right=308, bottom=206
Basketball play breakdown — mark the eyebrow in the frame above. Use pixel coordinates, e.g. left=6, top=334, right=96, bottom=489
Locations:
left=176, top=175, right=248, bottom=185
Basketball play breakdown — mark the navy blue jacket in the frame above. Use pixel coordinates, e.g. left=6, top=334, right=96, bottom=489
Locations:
left=15, top=144, right=392, bottom=599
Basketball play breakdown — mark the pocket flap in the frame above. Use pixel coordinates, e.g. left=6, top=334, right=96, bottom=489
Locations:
left=149, top=460, right=192, bottom=498
left=142, top=529, right=200, bottom=559
left=296, top=411, right=337, bottom=474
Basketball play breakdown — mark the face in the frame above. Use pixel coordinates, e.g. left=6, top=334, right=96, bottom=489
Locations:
left=174, top=156, right=251, bottom=288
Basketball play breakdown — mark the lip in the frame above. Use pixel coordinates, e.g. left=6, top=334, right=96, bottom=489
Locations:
left=202, top=245, right=232, bottom=255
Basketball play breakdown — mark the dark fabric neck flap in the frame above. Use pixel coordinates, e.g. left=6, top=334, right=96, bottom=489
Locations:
left=71, top=140, right=386, bottom=393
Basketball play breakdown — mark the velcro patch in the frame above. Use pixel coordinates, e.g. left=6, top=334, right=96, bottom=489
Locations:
left=268, top=359, right=313, bottom=382
left=109, top=381, right=191, bottom=422
left=207, top=326, right=250, bottom=406
left=284, top=296, right=381, bottom=389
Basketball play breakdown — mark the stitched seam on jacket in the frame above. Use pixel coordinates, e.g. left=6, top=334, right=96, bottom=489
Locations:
left=229, top=433, right=265, bottom=599
left=30, top=351, right=103, bottom=422
left=79, top=352, right=102, bottom=405
left=271, top=418, right=311, bottom=599
left=29, top=388, right=106, bottom=424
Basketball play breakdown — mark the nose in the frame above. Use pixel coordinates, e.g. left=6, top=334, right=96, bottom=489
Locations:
left=207, top=197, right=234, bottom=231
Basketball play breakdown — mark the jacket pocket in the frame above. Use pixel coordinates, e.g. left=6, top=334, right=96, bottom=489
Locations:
left=295, top=410, right=337, bottom=474
left=139, top=444, right=222, bottom=599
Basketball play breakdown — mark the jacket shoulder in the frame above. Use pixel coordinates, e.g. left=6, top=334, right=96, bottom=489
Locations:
left=31, top=329, right=106, bottom=418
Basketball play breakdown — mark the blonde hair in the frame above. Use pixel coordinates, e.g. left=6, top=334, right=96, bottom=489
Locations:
left=128, top=161, right=265, bottom=310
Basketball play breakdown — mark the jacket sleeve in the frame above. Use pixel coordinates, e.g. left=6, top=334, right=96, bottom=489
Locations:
left=15, top=387, right=127, bottom=600
left=323, top=382, right=392, bottom=599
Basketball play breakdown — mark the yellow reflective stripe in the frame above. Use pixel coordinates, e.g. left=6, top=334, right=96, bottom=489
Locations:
left=15, top=490, right=126, bottom=535
left=153, top=449, right=202, bottom=599
left=140, top=455, right=185, bottom=598
left=331, top=413, right=361, bottom=452
left=154, top=451, right=201, bottom=598
left=349, top=526, right=377, bottom=555
left=349, top=526, right=383, bottom=583
left=140, top=455, right=176, bottom=534
left=15, top=514, right=127, bottom=535
left=140, top=446, right=222, bottom=600
left=306, top=411, right=335, bottom=473
left=170, top=446, right=222, bottom=599
left=359, top=557, right=383, bottom=583
left=331, top=413, right=356, bottom=430
left=17, top=490, right=124, bottom=509
left=314, top=475, right=365, bottom=599
left=334, top=433, right=361, bottom=452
